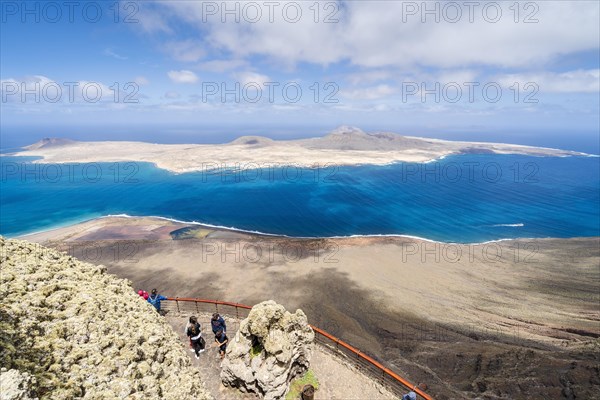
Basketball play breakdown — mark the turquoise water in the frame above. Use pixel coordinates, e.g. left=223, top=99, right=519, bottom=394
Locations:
left=0, top=154, right=598, bottom=242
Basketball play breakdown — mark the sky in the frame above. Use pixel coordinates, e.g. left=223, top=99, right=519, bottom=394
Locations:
left=1, top=0, right=599, bottom=146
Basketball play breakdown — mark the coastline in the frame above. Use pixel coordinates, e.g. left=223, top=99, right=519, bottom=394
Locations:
left=5, top=147, right=598, bottom=243
left=14, top=213, right=585, bottom=245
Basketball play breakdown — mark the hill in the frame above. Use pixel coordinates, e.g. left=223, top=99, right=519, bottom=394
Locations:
left=24, top=138, right=75, bottom=150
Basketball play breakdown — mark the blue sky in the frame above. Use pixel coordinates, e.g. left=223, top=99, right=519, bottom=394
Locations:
left=1, top=0, right=599, bottom=144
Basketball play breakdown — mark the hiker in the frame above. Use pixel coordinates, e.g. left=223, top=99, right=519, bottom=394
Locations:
left=402, top=384, right=426, bottom=400
left=186, top=316, right=205, bottom=359
left=184, top=317, right=195, bottom=350
left=402, top=392, right=416, bottom=400
left=211, top=313, right=226, bottom=334
left=147, top=288, right=167, bottom=312
left=214, top=329, right=229, bottom=359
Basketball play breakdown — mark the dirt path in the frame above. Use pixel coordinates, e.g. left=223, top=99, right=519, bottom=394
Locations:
left=165, top=313, right=399, bottom=400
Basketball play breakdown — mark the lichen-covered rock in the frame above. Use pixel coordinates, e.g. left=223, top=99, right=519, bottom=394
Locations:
left=0, top=237, right=212, bottom=400
left=220, top=300, right=314, bottom=400
left=0, top=369, right=37, bottom=400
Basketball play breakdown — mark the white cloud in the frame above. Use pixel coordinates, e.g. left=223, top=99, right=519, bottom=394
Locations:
left=436, top=70, right=479, bottom=85
left=164, top=40, right=205, bottom=62
left=103, top=48, right=128, bottom=60
left=135, top=4, right=173, bottom=34
left=495, top=69, right=600, bottom=93
left=347, top=70, right=393, bottom=85
left=234, top=71, right=271, bottom=86
left=134, top=76, right=149, bottom=85
left=1, top=76, right=117, bottom=104
left=145, top=1, right=599, bottom=69
left=77, top=80, right=113, bottom=100
left=167, top=70, right=199, bottom=84
left=272, top=104, right=302, bottom=111
left=341, top=84, right=395, bottom=100
left=198, top=59, right=248, bottom=72
left=164, top=91, right=181, bottom=99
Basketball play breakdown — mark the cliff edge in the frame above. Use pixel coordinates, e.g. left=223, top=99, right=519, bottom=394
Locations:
left=0, top=237, right=212, bottom=400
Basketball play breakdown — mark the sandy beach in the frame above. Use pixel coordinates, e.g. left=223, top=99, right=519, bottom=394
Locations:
left=20, top=216, right=600, bottom=399
left=11, top=128, right=586, bottom=174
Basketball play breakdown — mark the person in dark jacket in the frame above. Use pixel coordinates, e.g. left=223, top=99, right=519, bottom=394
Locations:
left=186, top=316, right=205, bottom=359
left=214, top=329, right=228, bottom=359
left=211, top=313, right=226, bottom=334
left=147, top=288, right=167, bottom=311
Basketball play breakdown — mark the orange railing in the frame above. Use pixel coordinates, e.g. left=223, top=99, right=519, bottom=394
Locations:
left=164, top=297, right=432, bottom=400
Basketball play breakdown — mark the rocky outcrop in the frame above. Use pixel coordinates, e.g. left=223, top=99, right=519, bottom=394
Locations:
left=0, top=237, right=212, bottom=400
left=0, top=369, right=36, bottom=400
left=220, top=300, right=314, bottom=400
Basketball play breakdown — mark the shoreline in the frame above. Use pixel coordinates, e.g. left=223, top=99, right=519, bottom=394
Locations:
left=7, top=129, right=593, bottom=174
left=13, top=213, right=599, bottom=245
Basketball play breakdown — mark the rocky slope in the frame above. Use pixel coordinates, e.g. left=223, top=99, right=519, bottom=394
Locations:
left=0, top=237, right=212, bottom=400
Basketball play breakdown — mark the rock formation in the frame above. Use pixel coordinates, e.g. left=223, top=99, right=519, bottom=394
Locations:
left=0, top=237, right=212, bottom=400
left=0, top=369, right=36, bottom=400
left=220, top=300, right=314, bottom=400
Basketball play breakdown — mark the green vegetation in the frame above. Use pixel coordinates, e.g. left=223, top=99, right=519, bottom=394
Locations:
left=249, top=341, right=264, bottom=359
left=285, top=369, right=319, bottom=400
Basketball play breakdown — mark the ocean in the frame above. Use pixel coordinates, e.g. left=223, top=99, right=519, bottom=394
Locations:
left=1, top=154, right=598, bottom=242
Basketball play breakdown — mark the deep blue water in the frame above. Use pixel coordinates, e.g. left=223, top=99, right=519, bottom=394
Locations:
left=0, top=154, right=598, bottom=242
